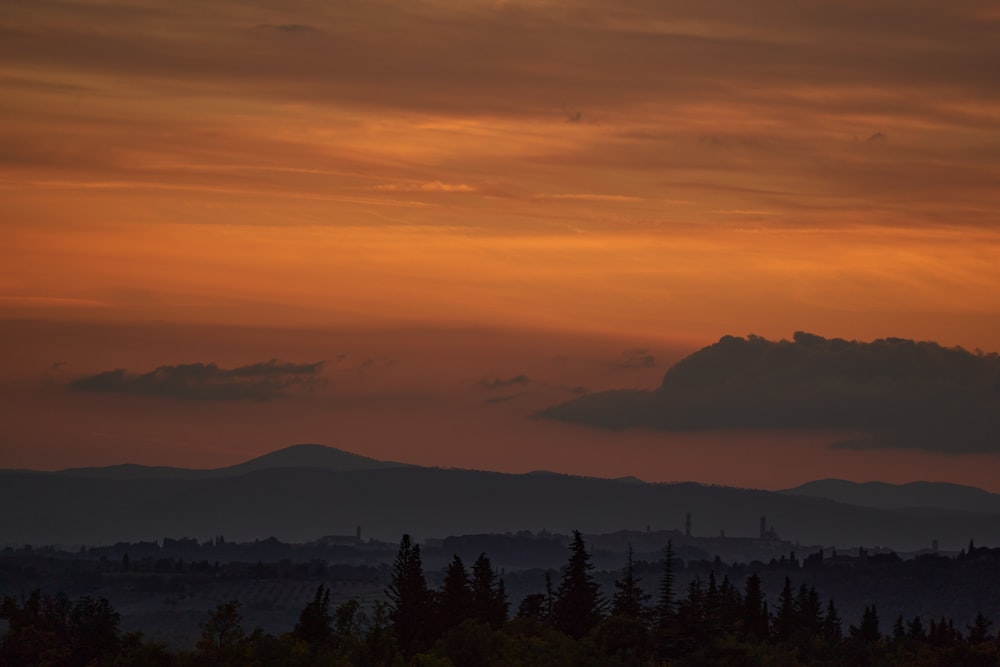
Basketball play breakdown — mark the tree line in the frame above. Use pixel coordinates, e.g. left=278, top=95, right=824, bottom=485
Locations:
left=4, top=529, right=1000, bottom=665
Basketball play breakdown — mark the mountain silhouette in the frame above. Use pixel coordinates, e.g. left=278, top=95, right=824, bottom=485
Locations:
left=781, top=478, right=1000, bottom=514
left=51, top=444, right=410, bottom=480
left=2, top=446, right=1000, bottom=551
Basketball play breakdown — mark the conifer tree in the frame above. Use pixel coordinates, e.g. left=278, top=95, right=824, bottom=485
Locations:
left=967, top=611, right=992, bottom=644
left=386, top=534, right=431, bottom=657
left=611, top=545, right=650, bottom=619
left=892, top=615, right=905, bottom=645
left=471, top=552, right=507, bottom=629
left=703, top=571, right=721, bottom=635
left=677, top=577, right=706, bottom=644
left=849, top=605, right=880, bottom=645
left=655, top=540, right=675, bottom=628
left=717, top=575, right=743, bottom=631
left=438, top=554, right=472, bottom=633
left=773, top=576, right=796, bottom=641
left=552, top=530, right=603, bottom=638
left=823, top=598, right=843, bottom=643
left=742, top=573, right=769, bottom=642
left=517, top=594, right=547, bottom=620
left=796, top=585, right=822, bottom=636
left=544, top=571, right=554, bottom=621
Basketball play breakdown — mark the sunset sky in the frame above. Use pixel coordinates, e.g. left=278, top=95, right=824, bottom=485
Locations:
left=2, top=1, right=999, bottom=489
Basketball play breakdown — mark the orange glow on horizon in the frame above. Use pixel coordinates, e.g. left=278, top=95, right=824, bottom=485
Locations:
left=2, top=0, right=1000, bottom=482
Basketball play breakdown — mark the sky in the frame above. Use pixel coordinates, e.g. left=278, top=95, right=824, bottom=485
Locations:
left=2, top=0, right=1000, bottom=490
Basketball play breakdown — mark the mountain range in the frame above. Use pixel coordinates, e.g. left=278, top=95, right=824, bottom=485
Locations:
left=3, top=444, right=999, bottom=552
left=780, top=478, right=1000, bottom=514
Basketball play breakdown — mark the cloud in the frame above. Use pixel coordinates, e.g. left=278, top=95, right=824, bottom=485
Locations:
left=5, top=0, right=999, bottom=235
left=535, top=194, right=643, bottom=203
left=69, top=359, right=324, bottom=400
left=614, top=349, right=656, bottom=369
left=481, top=374, right=531, bottom=390
left=484, top=392, right=525, bottom=404
left=373, top=181, right=476, bottom=193
left=254, top=24, right=318, bottom=34
left=539, top=332, right=1000, bottom=453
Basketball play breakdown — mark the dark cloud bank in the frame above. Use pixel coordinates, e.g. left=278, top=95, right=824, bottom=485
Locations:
left=539, top=332, right=1000, bottom=453
left=70, top=360, right=324, bottom=400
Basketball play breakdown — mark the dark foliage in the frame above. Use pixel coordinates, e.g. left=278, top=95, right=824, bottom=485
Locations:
left=551, top=530, right=604, bottom=638
left=7, top=533, right=1000, bottom=666
left=385, top=533, right=431, bottom=658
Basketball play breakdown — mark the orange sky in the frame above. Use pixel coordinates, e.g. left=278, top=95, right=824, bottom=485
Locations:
left=2, top=1, right=1000, bottom=487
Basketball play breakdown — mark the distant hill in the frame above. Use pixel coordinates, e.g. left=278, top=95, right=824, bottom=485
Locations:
left=781, top=478, right=1000, bottom=514
left=52, top=444, right=410, bottom=480
left=3, top=447, right=1000, bottom=551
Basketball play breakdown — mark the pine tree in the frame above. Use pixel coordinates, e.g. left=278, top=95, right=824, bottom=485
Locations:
left=796, top=585, right=822, bottom=636
left=677, top=577, right=706, bottom=643
left=611, top=545, right=650, bottom=619
left=544, top=571, right=554, bottom=621
left=717, top=575, right=743, bottom=632
left=967, top=611, right=992, bottom=644
left=742, top=573, right=769, bottom=642
left=386, top=534, right=431, bottom=657
left=551, top=530, right=603, bottom=638
left=704, top=571, right=721, bottom=635
left=517, top=594, right=547, bottom=620
left=470, top=552, right=507, bottom=629
left=823, top=598, right=842, bottom=643
left=849, top=605, right=880, bottom=645
left=655, top=540, right=675, bottom=628
left=773, top=576, right=796, bottom=641
left=438, top=554, right=472, bottom=633
left=496, top=578, right=509, bottom=627
left=907, top=615, right=925, bottom=641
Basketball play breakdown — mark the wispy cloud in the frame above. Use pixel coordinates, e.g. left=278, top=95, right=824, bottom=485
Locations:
left=70, top=360, right=325, bottom=401
left=374, top=181, right=476, bottom=193
left=481, top=374, right=531, bottom=390
left=536, top=194, right=643, bottom=203
left=613, top=349, right=656, bottom=369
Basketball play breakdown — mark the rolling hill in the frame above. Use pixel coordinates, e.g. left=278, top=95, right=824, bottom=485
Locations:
left=49, top=443, right=410, bottom=480
left=780, top=478, right=1000, bottom=514
left=2, top=445, right=998, bottom=552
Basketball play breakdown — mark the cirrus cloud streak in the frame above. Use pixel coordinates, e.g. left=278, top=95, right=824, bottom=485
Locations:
left=70, top=360, right=325, bottom=401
